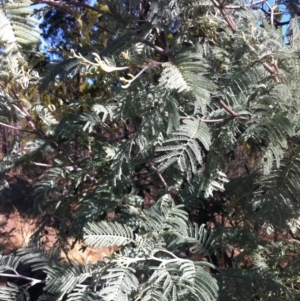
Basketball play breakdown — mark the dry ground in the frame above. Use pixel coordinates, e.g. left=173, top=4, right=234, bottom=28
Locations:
left=0, top=171, right=116, bottom=264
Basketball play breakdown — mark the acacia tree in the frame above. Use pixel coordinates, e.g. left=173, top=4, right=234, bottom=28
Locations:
left=1, top=0, right=300, bottom=300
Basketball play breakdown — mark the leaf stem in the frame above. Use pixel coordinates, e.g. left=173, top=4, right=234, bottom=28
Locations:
left=148, top=163, right=171, bottom=194
left=0, top=272, right=43, bottom=286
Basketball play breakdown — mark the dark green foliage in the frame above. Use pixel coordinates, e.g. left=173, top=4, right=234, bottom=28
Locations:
left=1, top=0, right=300, bottom=300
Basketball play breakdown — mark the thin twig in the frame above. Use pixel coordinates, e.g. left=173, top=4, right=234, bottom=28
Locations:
left=32, top=162, right=53, bottom=167
left=219, top=100, right=238, bottom=117
left=222, top=5, right=245, bottom=9
left=224, top=0, right=268, bottom=9
left=0, top=122, right=20, bottom=131
left=12, top=105, right=46, bottom=137
left=139, top=38, right=175, bottom=60
left=120, top=67, right=148, bottom=88
left=270, top=5, right=278, bottom=27
left=0, top=272, right=43, bottom=286
left=0, top=118, right=39, bottom=134
left=148, top=163, right=171, bottom=194
left=210, top=0, right=237, bottom=32
left=201, top=117, right=240, bottom=123
left=181, top=99, right=249, bottom=123
left=250, top=0, right=267, bottom=5
left=210, top=0, right=220, bottom=8
left=31, top=0, right=115, bottom=35
left=219, top=100, right=248, bottom=120
left=180, top=115, right=248, bottom=123
left=262, top=62, right=280, bottom=82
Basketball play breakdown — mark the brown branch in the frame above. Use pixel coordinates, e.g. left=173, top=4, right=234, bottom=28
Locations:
left=219, top=100, right=238, bottom=117
left=219, top=100, right=248, bottom=120
left=222, top=11, right=237, bottom=32
left=210, top=0, right=237, bottom=32
left=148, top=163, right=171, bottom=194
left=182, top=99, right=249, bottom=123
left=262, top=62, right=280, bottom=82
left=139, top=38, right=175, bottom=60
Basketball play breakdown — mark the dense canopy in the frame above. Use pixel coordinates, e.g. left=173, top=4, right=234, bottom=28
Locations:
left=1, top=0, right=300, bottom=300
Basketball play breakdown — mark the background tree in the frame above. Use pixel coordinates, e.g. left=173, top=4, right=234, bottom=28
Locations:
left=1, top=0, right=300, bottom=300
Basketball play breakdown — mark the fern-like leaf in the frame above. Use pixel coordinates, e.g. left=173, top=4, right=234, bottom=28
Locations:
left=0, top=0, right=40, bottom=87
left=155, top=117, right=211, bottom=179
left=84, top=221, right=134, bottom=247
left=100, top=266, right=139, bottom=301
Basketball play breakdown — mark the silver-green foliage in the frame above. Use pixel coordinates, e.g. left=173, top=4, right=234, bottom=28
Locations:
left=0, top=198, right=218, bottom=301
left=0, top=0, right=40, bottom=87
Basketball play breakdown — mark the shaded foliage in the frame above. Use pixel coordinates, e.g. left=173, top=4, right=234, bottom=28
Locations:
left=1, top=0, right=300, bottom=300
